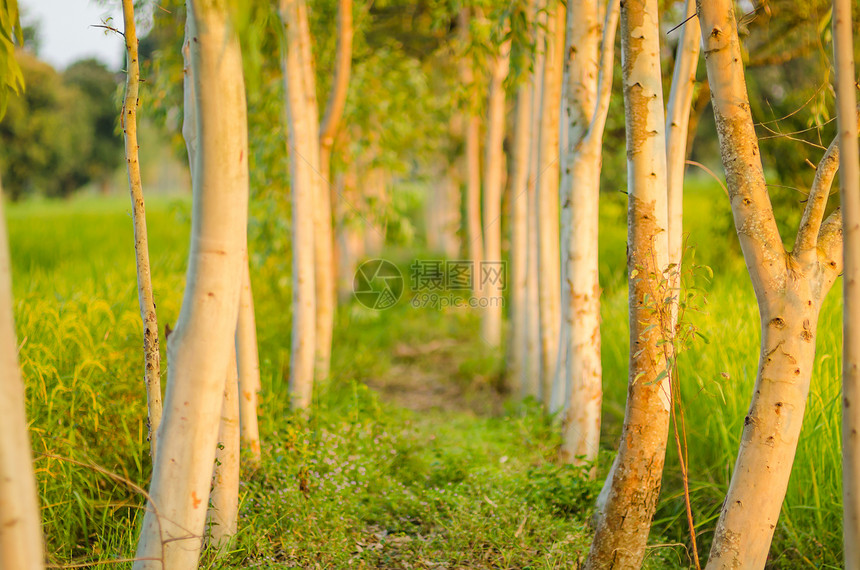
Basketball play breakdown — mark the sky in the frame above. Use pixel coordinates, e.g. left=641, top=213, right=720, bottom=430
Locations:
left=19, top=0, right=140, bottom=71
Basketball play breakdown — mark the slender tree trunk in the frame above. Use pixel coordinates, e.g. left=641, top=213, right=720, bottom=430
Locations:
left=236, top=259, right=261, bottom=467
left=207, top=350, right=240, bottom=549
left=697, top=1, right=845, bottom=566
left=584, top=0, right=670, bottom=566
left=665, top=0, right=700, bottom=267
left=0, top=181, right=43, bottom=570
left=508, top=74, right=532, bottom=391
left=121, top=0, right=162, bottom=458
left=281, top=0, right=317, bottom=410
left=363, top=167, right=388, bottom=257
left=558, top=0, right=619, bottom=468
left=460, top=8, right=484, bottom=297
left=316, top=0, right=353, bottom=382
left=523, top=4, right=545, bottom=399
left=480, top=38, right=511, bottom=348
left=836, top=0, right=860, bottom=564
left=292, top=2, right=333, bottom=385
left=133, top=2, right=249, bottom=566
left=537, top=2, right=565, bottom=405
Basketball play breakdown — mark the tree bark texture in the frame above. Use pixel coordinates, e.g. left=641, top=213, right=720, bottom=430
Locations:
left=585, top=0, right=671, bottom=566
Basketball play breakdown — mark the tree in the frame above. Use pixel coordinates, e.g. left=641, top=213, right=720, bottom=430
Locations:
left=281, top=0, right=317, bottom=411
left=133, top=1, right=250, bottom=566
left=836, top=0, right=860, bottom=564
left=556, top=0, right=619, bottom=466
left=585, top=0, right=671, bottom=565
left=536, top=0, right=564, bottom=406
left=480, top=27, right=510, bottom=349
left=237, top=260, right=262, bottom=467
left=121, top=0, right=162, bottom=459
left=64, top=59, right=124, bottom=193
left=697, top=0, right=846, bottom=566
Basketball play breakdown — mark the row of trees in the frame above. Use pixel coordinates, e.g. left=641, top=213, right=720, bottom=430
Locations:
left=0, top=0, right=859, bottom=569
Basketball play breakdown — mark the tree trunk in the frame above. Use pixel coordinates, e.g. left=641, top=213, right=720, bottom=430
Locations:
left=236, top=259, right=261, bottom=467
left=480, top=37, right=511, bottom=348
left=523, top=4, right=545, bottom=400
left=133, top=2, right=249, bottom=566
left=558, top=0, right=619, bottom=467
left=281, top=0, right=317, bottom=411
left=697, top=0, right=845, bottom=566
left=315, top=0, right=353, bottom=383
left=835, top=0, right=860, bottom=564
left=665, top=0, right=700, bottom=268
left=508, top=74, right=532, bottom=392
left=460, top=8, right=484, bottom=298
left=121, top=0, right=162, bottom=459
left=584, top=0, right=670, bottom=566
left=0, top=180, right=43, bottom=570
left=537, top=2, right=564, bottom=406
left=207, top=350, right=240, bottom=549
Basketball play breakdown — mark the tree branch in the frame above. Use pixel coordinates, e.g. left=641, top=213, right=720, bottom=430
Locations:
left=583, top=0, right=620, bottom=150
left=318, top=0, right=353, bottom=149
left=818, top=207, right=843, bottom=276
left=794, top=136, right=840, bottom=255
left=697, top=0, right=785, bottom=294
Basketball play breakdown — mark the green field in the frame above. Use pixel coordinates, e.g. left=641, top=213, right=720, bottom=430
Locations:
left=12, top=182, right=842, bottom=568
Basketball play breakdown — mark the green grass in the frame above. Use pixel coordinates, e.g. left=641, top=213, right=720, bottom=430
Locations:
left=9, top=181, right=843, bottom=568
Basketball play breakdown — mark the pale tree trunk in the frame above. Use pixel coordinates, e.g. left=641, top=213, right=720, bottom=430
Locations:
left=0, top=183, right=43, bottom=570
left=293, top=2, right=333, bottom=385
left=537, top=2, right=565, bottom=406
left=207, top=350, right=240, bottom=549
left=523, top=4, right=545, bottom=400
left=584, top=0, right=670, bottom=566
left=236, top=259, right=261, bottom=467
left=508, top=73, right=532, bottom=391
left=315, top=0, right=352, bottom=383
left=836, top=0, right=860, bottom=564
left=557, top=0, right=619, bottom=468
left=460, top=8, right=484, bottom=297
left=281, top=0, right=317, bottom=411
left=133, top=2, right=249, bottom=566
left=121, top=0, right=162, bottom=458
left=480, top=37, right=511, bottom=348
left=697, top=0, right=845, bottom=566
left=665, top=0, right=699, bottom=268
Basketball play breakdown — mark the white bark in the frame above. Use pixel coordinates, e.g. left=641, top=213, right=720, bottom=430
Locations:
left=236, top=259, right=261, bottom=467
left=0, top=180, right=43, bottom=570
left=207, top=350, right=240, bottom=549
left=121, top=0, right=162, bottom=458
left=557, top=0, right=619, bottom=467
left=584, top=0, right=670, bottom=565
left=133, top=1, right=249, bottom=566
left=281, top=0, right=317, bottom=410
left=665, top=0, right=700, bottom=267
left=697, top=0, right=846, bottom=566
left=508, top=75, right=532, bottom=391
left=523, top=3, right=545, bottom=400
left=536, top=2, right=565, bottom=406
left=836, top=0, right=860, bottom=564
left=480, top=37, right=511, bottom=349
